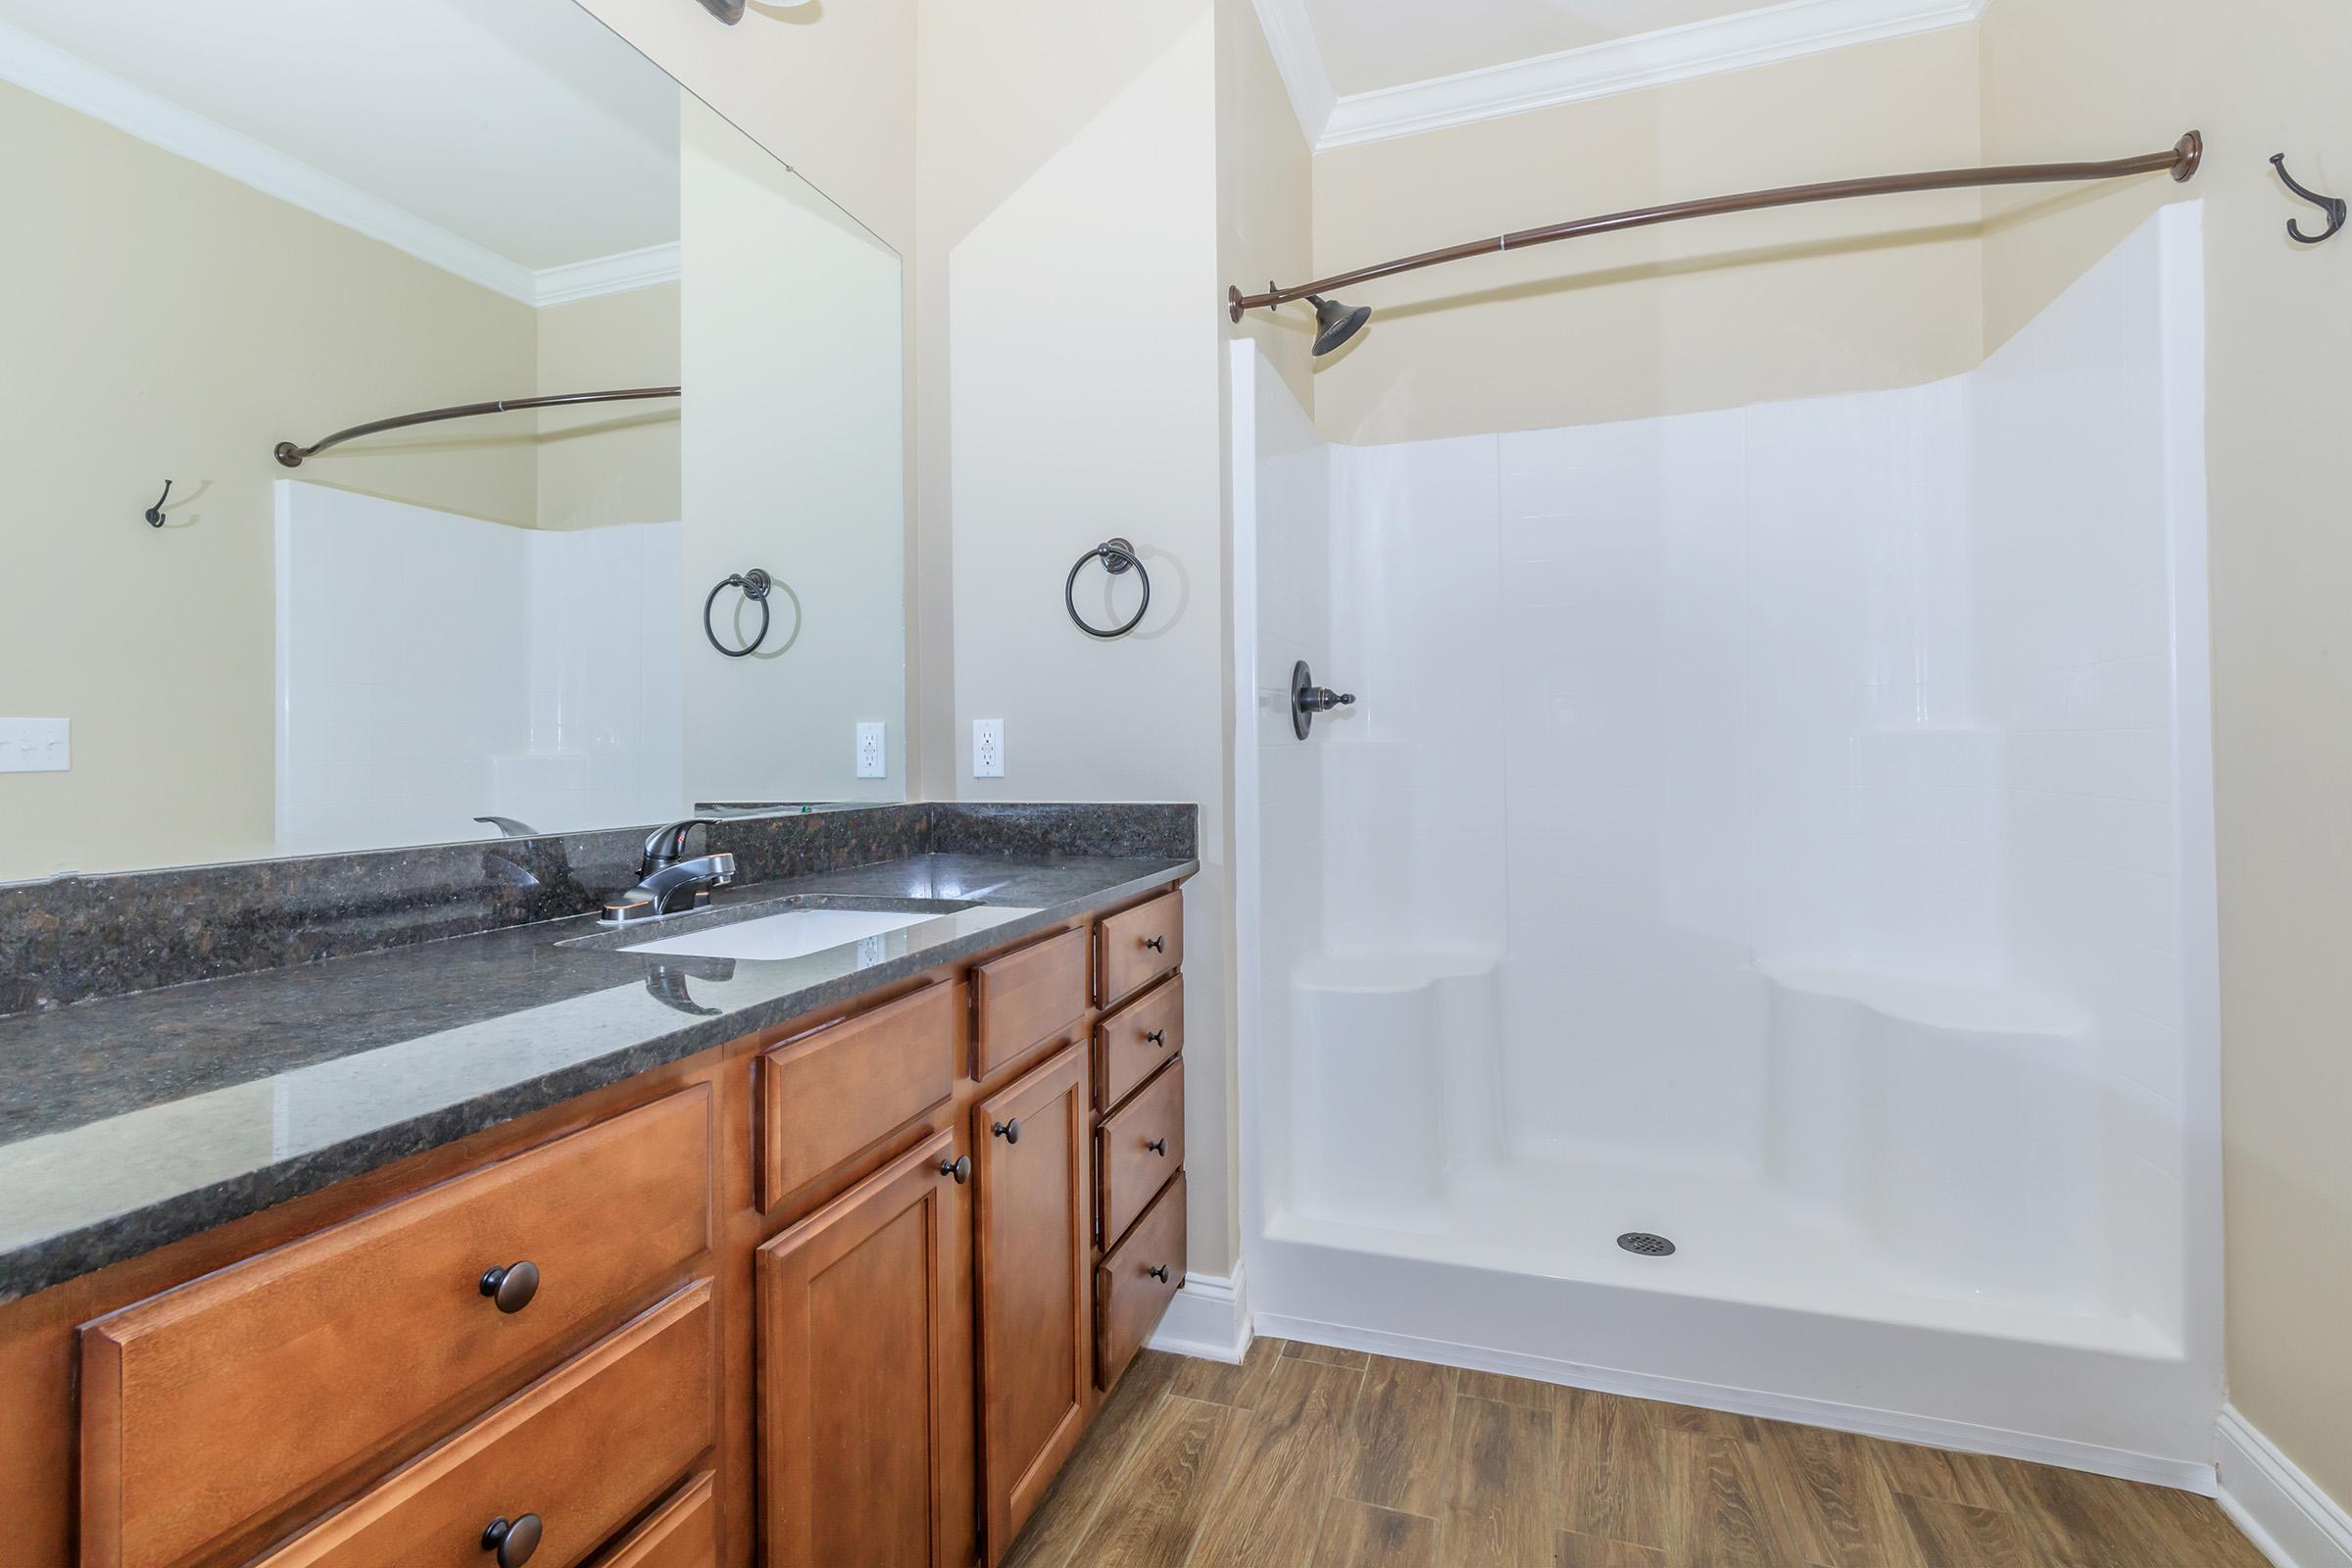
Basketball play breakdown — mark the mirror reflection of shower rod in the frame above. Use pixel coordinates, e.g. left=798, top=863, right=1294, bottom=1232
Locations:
left=273, top=387, right=682, bottom=467
left=1230, top=132, right=2204, bottom=357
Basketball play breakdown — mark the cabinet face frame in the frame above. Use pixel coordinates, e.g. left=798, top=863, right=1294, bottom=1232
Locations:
left=972, top=1042, right=1092, bottom=1564
left=756, top=1131, right=960, bottom=1568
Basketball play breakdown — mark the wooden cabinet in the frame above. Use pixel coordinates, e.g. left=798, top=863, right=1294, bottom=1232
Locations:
left=973, top=1044, right=1093, bottom=1563
left=1095, top=891, right=1182, bottom=1008
left=1094, top=977, right=1183, bottom=1112
left=80, top=1088, right=712, bottom=1568
left=5, top=875, right=1192, bottom=1568
left=1097, top=1059, right=1184, bottom=1250
left=1096, top=1174, right=1187, bottom=1391
left=970, top=927, right=1089, bottom=1079
left=759, top=980, right=956, bottom=1212
left=758, top=1131, right=965, bottom=1568
left=250, top=1281, right=715, bottom=1568
left=586, top=1474, right=716, bottom=1568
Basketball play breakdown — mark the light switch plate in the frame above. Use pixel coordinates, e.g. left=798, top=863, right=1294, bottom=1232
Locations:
left=972, top=719, right=1004, bottom=778
left=856, top=722, right=887, bottom=779
left=0, top=718, right=70, bottom=773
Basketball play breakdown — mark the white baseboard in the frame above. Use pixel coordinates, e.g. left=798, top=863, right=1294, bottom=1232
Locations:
left=1254, top=1310, right=2216, bottom=1494
left=2217, top=1405, right=2352, bottom=1568
left=1147, top=1265, right=1252, bottom=1364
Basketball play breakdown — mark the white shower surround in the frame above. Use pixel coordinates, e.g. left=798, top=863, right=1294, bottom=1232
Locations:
left=1230, top=204, right=2221, bottom=1482
left=273, top=482, right=684, bottom=854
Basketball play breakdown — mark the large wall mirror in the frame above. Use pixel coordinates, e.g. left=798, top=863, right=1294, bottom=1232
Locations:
left=0, top=0, right=906, bottom=883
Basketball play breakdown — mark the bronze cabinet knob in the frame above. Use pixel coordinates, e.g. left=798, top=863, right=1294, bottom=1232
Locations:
left=1145, top=1029, right=1166, bottom=1047
left=482, top=1513, right=542, bottom=1568
left=1146, top=1138, right=1167, bottom=1156
left=478, top=1261, right=540, bottom=1314
left=940, top=1154, right=972, bottom=1185
left=992, top=1118, right=1022, bottom=1145
left=1147, top=1264, right=1172, bottom=1283
left=1145, top=936, right=1166, bottom=953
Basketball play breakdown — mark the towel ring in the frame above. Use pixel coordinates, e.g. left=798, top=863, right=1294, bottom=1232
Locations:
left=1065, top=538, right=1151, bottom=640
left=705, top=568, right=772, bottom=658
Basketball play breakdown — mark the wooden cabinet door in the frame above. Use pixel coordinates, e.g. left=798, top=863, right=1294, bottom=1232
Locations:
left=973, top=1043, right=1092, bottom=1563
left=758, top=1131, right=963, bottom=1568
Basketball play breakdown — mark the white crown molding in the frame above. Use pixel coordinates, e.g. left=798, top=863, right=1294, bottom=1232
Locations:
left=2217, top=1404, right=2352, bottom=1568
left=1248, top=0, right=1336, bottom=149
left=0, top=20, right=672, bottom=309
left=533, top=242, right=683, bottom=307
left=1314, top=0, right=1989, bottom=151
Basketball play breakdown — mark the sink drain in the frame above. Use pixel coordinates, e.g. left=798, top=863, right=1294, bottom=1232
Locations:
left=1617, top=1232, right=1677, bottom=1257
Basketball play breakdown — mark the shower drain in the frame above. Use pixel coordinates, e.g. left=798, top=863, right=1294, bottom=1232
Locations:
left=1617, top=1232, right=1677, bottom=1257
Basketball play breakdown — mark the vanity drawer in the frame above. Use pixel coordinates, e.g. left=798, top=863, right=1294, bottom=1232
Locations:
left=80, top=1088, right=712, bottom=1568
left=760, top=980, right=956, bottom=1212
left=586, top=1472, right=716, bottom=1568
left=250, top=1281, right=715, bottom=1568
left=1096, top=891, right=1182, bottom=1007
left=1095, top=976, right=1183, bottom=1112
left=971, top=926, right=1089, bottom=1080
left=1097, top=1057, right=1184, bottom=1250
left=1095, top=1174, right=1186, bottom=1392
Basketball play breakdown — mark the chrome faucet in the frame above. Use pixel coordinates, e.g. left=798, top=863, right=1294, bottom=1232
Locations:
left=601, top=818, right=737, bottom=926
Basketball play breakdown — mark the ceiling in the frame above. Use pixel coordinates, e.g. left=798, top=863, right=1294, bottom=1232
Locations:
left=1303, top=0, right=1781, bottom=97
left=0, top=0, right=678, bottom=284
left=1262, top=0, right=1986, bottom=149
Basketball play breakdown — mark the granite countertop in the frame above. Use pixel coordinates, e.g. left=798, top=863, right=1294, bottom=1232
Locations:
left=0, top=851, right=1194, bottom=1302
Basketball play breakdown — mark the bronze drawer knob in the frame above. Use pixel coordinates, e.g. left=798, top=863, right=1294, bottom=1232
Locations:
left=478, top=1261, right=540, bottom=1314
left=1144, top=936, right=1166, bottom=953
left=940, top=1154, right=972, bottom=1185
left=1145, top=1029, right=1166, bottom=1047
left=1146, top=1138, right=1168, bottom=1156
left=992, top=1118, right=1022, bottom=1145
left=1147, top=1264, right=1172, bottom=1284
left=482, top=1513, right=542, bottom=1568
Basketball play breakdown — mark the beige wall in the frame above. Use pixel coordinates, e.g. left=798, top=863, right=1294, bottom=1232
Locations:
left=1307, top=26, right=1984, bottom=446
left=1218, top=0, right=1316, bottom=418
left=918, top=0, right=1239, bottom=1273
left=0, top=79, right=541, bottom=881
left=1979, top=0, right=2352, bottom=1508
left=680, top=98, right=906, bottom=806
left=573, top=0, right=915, bottom=253
left=536, top=282, right=682, bottom=528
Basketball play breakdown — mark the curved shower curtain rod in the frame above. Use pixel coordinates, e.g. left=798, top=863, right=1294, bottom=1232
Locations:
left=274, top=386, right=682, bottom=467
left=1229, top=132, right=2203, bottom=348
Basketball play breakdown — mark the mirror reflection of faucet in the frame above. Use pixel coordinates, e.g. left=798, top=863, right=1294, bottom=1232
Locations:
left=601, top=819, right=738, bottom=927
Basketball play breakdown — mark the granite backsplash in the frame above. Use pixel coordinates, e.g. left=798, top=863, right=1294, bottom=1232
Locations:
left=0, top=802, right=1195, bottom=1016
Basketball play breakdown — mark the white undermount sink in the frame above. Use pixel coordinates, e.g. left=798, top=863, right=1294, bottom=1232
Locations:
left=620, top=906, right=940, bottom=962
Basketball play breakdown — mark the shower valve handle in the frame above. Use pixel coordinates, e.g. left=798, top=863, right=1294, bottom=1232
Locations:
left=1297, top=686, right=1354, bottom=714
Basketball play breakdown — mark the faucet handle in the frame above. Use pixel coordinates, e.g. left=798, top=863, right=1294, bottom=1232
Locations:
left=641, top=818, right=718, bottom=874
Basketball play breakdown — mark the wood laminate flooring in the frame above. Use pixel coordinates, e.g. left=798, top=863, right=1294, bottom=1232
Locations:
left=1003, top=1341, right=2267, bottom=1568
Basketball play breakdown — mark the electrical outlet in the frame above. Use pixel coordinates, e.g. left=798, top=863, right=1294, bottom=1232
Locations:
left=972, top=718, right=1004, bottom=778
left=856, top=722, right=887, bottom=780
left=0, top=718, right=69, bottom=774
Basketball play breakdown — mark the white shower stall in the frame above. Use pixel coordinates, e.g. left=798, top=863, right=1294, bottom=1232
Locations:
left=1231, top=206, right=2222, bottom=1481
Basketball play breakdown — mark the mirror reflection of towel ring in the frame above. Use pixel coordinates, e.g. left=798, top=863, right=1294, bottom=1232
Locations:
left=705, top=568, right=772, bottom=658
left=1065, top=538, right=1151, bottom=640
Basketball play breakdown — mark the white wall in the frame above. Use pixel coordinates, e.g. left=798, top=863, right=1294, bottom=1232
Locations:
left=275, top=483, right=681, bottom=853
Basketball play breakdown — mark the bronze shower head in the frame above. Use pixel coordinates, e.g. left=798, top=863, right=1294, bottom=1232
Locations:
left=1308, top=295, right=1371, bottom=357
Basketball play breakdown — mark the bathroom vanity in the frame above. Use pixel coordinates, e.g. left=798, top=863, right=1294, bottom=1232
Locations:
left=0, top=814, right=1196, bottom=1568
